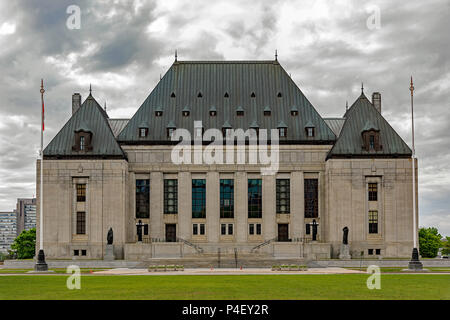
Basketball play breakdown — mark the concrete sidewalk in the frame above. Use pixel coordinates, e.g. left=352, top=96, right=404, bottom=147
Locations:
left=93, top=267, right=365, bottom=276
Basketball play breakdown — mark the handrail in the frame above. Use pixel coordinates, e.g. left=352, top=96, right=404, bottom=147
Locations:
left=177, top=237, right=204, bottom=253
left=251, top=237, right=278, bottom=252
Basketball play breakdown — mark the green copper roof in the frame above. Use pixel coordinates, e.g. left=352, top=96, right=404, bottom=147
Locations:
left=44, top=95, right=125, bottom=158
left=327, top=93, right=412, bottom=158
left=117, top=60, right=336, bottom=142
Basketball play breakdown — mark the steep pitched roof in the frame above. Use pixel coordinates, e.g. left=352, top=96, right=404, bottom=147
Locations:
left=327, top=93, right=412, bottom=158
left=117, top=60, right=336, bottom=143
left=44, top=94, right=125, bottom=158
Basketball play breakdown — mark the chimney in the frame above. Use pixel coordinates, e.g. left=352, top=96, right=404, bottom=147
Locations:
left=372, top=92, right=381, bottom=113
left=72, top=93, right=82, bottom=115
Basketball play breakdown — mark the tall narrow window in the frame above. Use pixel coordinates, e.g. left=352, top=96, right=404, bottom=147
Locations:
left=304, top=179, right=318, bottom=218
left=80, top=136, right=85, bottom=150
left=248, top=179, right=262, bottom=218
left=368, top=183, right=378, bottom=201
left=369, top=210, right=378, bottom=234
left=276, top=179, right=290, bottom=214
left=136, top=179, right=150, bottom=218
left=192, top=179, right=206, bottom=218
left=76, top=212, right=86, bottom=235
left=76, top=184, right=86, bottom=202
left=220, top=179, right=234, bottom=218
left=279, top=127, right=287, bottom=137
left=369, top=135, right=375, bottom=149
left=306, top=127, right=315, bottom=137
left=164, top=179, right=178, bottom=214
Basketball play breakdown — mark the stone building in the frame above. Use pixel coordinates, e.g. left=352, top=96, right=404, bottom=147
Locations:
left=0, top=211, right=17, bottom=253
left=16, top=198, right=36, bottom=236
left=37, top=59, right=417, bottom=261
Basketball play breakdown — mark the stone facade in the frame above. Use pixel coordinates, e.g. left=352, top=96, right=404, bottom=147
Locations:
left=36, top=145, right=417, bottom=260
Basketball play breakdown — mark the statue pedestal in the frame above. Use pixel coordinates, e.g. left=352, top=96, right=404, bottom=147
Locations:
left=104, top=244, right=115, bottom=261
left=339, top=244, right=351, bottom=260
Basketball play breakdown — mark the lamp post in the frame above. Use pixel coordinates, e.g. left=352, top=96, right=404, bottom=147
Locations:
left=35, top=79, right=48, bottom=272
left=408, top=76, right=423, bottom=271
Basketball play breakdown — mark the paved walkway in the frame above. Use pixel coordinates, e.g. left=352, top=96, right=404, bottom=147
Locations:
left=93, top=267, right=365, bottom=275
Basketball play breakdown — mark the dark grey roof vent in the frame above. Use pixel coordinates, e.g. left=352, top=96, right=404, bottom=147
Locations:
left=171, top=92, right=176, bottom=98
left=277, top=92, right=282, bottom=98
left=197, top=92, right=203, bottom=98
left=251, top=92, right=256, bottom=98
left=224, top=92, right=229, bottom=98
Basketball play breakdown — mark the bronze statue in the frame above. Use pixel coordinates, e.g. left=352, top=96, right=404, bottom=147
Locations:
left=107, top=227, right=113, bottom=245
left=343, top=226, right=349, bottom=245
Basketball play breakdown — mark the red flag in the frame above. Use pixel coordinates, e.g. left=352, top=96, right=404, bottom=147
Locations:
left=41, top=79, right=45, bottom=131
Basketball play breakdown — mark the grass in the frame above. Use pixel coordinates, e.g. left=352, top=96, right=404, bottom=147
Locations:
left=345, top=267, right=450, bottom=273
left=0, top=274, right=448, bottom=300
left=0, top=268, right=109, bottom=274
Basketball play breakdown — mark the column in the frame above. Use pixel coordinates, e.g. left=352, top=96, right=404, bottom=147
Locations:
left=206, top=171, right=220, bottom=243
left=150, top=172, right=163, bottom=240
left=262, top=175, right=276, bottom=240
left=235, top=171, right=247, bottom=242
left=291, top=171, right=304, bottom=239
left=178, top=172, right=191, bottom=240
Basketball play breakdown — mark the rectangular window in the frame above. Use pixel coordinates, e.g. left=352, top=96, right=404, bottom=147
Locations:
left=306, top=223, right=311, bottom=235
left=376, top=249, right=381, bottom=255
left=369, top=135, right=375, bottom=149
left=76, top=212, right=86, bottom=235
left=81, top=250, right=87, bottom=256
left=368, top=249, right=374, bottom=255
left=200, top=224, right=205, bottom=235
left=220, top=179, right=234, bottom=218
left=256, top=223, right=262, bottom=235
left=304, top=179, right=318, bottom=218
left=192, top=179, right=206, bottom=218
left=76, top=184, right=86, bottom=202
left=221, top=224, right=226, bottom=235
left=143, top=224, right=148, bottom=236
left=136, top=179, right=150, bottom=218
left=249, top=224, right=254, bottom=235
left=276, top=179, right=290, bottom=214
left=307, top=127, right=314, bottom=137
left=368, top=183, right=378, bottom=201
left=369, top=210, right=378, bottom=234
left=228, top=224, right=233, bottom=235
left=248, top=179, right=262, bottom=218
left=164, top=179, right=178, bottom=214
left=80, top=136, right=85, bottom=150
left=74, top=250, right=79, bottom=256
left=193, top=224, right=198, bottom=235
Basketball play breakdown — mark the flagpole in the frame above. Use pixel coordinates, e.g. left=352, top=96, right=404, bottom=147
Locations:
left=408, top=76, right=423, bottom=270
left=35, top=79, right=48, bottom=272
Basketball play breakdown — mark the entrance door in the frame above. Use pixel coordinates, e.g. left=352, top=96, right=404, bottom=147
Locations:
left=165, top=224, right=176, bottom=242
left=278, top=224, right=289, bottom=242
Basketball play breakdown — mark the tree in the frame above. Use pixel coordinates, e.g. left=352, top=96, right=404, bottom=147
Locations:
left=10, top=228, right=36, bottom=259
left=441, top=236, right=450, bottom=256
left=418, top=227, right=442, bottom=258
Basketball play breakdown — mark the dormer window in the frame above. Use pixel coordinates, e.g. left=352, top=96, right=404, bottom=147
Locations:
left=290, top=106, right=299, bottom=116
left=305, top=121, right=315, bottom=138
left=209, top=106, right=217, bottom=117
left=236, top=106, right=244, bottom=116
left=155, top=111, right=162, bottom=116
left=170, top=92, right=176, bottom=98
left=167, top=128, right=175, bottom=138
left=277, top=92, right=282, bottom=98
left=197, top=92, right=203, bottom=98
left=277, top=120, right=287, bottom=138
left=182, top=106, right=190, bottom=117
left=264, top=106, right=271, bottom=116
left=139, top=128, right=148, bottom=138
left=224, top=92, right=229, bottom=98
left=73, top=121, right=93, bottom=152
left=251, top=92, right=256, bottom=98
left=361, top=121, right=381, bottom=151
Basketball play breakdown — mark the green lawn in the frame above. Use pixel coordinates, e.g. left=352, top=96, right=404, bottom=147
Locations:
left=0, top=274, right=448, bottom=300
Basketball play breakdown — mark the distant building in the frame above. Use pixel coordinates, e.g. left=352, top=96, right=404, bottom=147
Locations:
left=16, top=198, right=36, bottom=236
left=0, top=211, right=17, bottom=253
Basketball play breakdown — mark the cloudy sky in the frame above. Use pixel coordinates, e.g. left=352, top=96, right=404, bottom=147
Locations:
left=0, top=0, right=448, bottom=235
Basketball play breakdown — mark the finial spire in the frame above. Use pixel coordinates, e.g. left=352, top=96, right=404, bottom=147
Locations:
left=361, top=82, right=364, bottom=94
left=104, top=101, right=107, bottom=112
left=410, top=76, right=414, bottom=96
left=275, top=49, right=278, bottom=61
left=175, top=49, right=177, bottom=62
left=346, top=100, right=348, bottom=111
left=40, top=79, right=45, bottom=94
left=89, top=83, right=92, bottom=95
